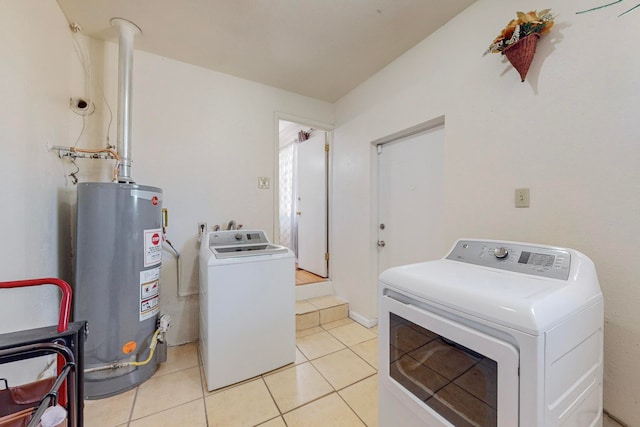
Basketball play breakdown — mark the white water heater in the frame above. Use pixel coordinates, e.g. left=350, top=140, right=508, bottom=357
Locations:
left=74, top=182, right=163, bottom=399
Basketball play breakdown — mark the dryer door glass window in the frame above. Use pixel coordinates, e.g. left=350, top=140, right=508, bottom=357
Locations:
left=389, top=313, right=497, bottom=427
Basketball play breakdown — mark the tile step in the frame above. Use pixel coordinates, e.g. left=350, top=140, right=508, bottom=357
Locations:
left=296, top=296, right=348, bottom=331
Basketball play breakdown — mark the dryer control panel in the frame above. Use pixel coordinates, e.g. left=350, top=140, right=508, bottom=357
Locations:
left=446, top=240, right=571, bottom=280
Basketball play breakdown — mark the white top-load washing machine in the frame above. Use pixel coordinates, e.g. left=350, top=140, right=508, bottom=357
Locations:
left=378, top=239, right=603, bottom=427
left=199, top=229, right=295, bottom=391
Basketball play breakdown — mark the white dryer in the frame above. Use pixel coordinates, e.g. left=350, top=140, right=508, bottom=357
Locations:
left=378, top=239, right=603, bottom=427
left=199, top=230, right=295, bottom=391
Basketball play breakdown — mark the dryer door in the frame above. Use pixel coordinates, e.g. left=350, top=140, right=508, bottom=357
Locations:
left=379, top=290, right=519, bottom=427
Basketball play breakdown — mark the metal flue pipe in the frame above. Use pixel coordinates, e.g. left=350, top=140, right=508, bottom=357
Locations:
left=111, top=18, right=141, bottom=183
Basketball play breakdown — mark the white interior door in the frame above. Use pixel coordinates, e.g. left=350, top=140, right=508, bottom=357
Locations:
left=377, top=125, right=445, bottom=275
left=296, top=132, right=328, bottom=277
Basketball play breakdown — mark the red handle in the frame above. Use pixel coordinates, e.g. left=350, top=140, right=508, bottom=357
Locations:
left=0, top=278, right=72, bottom=333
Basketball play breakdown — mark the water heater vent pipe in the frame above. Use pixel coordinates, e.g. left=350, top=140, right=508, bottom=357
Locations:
left=111, top=18, right=141, bottom=184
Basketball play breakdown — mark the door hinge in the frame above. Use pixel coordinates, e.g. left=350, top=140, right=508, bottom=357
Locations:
left=377, top=144, right=383, bottom=154
left=325, top=144, right=330, bottom=152
left=325, top=252, right=330, bottom=261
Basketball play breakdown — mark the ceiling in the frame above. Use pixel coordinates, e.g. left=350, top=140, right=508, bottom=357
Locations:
left=55, top=0, right=475, bottom=102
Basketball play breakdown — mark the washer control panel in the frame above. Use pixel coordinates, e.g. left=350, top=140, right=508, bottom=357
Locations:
left=446, top=240, right=571, bottom=280
left=209, top=230, right=269, bottom=247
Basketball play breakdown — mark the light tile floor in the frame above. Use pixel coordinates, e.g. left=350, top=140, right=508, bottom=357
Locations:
left=81, top=317, right=623, bottom=427
left=84, top=318, right=378, bottom=427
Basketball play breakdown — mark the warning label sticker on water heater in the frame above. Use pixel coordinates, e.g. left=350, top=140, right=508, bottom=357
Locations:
left=144, top=228, right=163, bottom=267
left=140, top=267, right=160, bottom=321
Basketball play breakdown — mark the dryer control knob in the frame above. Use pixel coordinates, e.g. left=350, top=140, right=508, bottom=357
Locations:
left=494, top=247, right=509, bottom=259
left=235, top=233, right=243, bottom=240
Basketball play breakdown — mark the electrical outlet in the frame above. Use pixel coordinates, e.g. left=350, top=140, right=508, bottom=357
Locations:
left=198, top=222, right=207, bottom=236
left=515, top=188, right=530, bottom=208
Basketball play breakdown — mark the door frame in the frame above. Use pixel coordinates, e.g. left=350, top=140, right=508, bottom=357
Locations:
left=274, top=112, right=334, bottom=278
left=369, top=115, right=445, bottom=317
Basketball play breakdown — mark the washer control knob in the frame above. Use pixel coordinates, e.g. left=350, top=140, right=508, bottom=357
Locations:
left=235, top=233, right=243, bottom=240
left=494, top=247, right=509, bottom=259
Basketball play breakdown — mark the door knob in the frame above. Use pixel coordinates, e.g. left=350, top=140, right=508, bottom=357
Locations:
left=377, top=240, right=386, bottom=247
left=296, top=211, right=301, bottom=215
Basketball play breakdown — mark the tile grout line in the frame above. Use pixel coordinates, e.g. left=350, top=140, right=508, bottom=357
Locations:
left=315, top=324, right=378, bottom=425
left=335, top=386, right=370, bottom=427
left=345, top=339, right=378, bottom=371
left=321, top=325, right=379, bottom=371
left=295, top=329, right=347, bottom=361
left=198, top=347, right=211, bottom=427
left=126, top=397, right=207, bottom=426
left=298, top=330, right=378, bottom=425
left=337, top=372, right=377, bottom=393
left=126, top=358, right=204, bottom=424
left=258, top=375, right=287, bottom=427
left=126, top=386, right=139, bottom=426
left=261, top=355, right=340, bottom=420
left=120, top=323, right=374, bottom=426
left=271, top=372, right=377, bottom=426
left=297, top=325, right=378, bottom=370
left=276, top=389, right=336, bottom=418
left=309, top=353, right=378, bottom=394
left=259, top=357, right=346, bottom=425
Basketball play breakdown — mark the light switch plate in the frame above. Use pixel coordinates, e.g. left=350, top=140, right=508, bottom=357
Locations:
left=515, top=188, right=530, bottom=208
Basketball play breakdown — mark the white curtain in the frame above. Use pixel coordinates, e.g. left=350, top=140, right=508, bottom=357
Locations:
left=279, top=143, right=298, bottom=256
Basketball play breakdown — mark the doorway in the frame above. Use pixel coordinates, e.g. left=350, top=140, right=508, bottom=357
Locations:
left=376, top=121, right=445, bottom=276
left=278, top=119, right=330, bottom=285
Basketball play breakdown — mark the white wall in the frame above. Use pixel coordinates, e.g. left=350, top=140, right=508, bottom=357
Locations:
left=93, top=43, right=335, bottom=344
left=0, top=0, right=73, bottom=383
left=0, top=0, right=72, bottom=328
left=1, top=0, right=334, bottom=347
left=331, top=0, right=640, bottom=424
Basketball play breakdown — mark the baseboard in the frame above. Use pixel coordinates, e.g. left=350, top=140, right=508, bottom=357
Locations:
left=349, top=309, right=379, bottom=328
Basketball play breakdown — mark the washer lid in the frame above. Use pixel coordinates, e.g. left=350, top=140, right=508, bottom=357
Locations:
left=379, top=239, right=602, bottom=334
left=212, top=244, right=289, bottom=259
left=207, top=229, right=290, bottom=259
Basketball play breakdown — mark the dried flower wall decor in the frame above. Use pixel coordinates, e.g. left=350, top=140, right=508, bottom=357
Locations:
left=484, top=10, right=555, bottom=82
